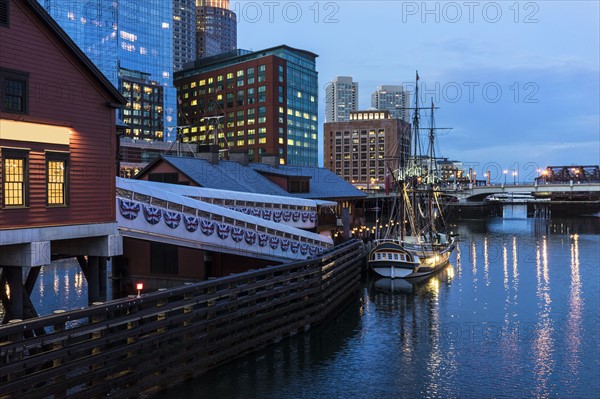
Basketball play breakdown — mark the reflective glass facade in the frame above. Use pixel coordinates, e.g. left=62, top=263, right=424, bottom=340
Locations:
left=39, top=0, right=176, bottom=141
left=271, top=48, right=319, bottom=166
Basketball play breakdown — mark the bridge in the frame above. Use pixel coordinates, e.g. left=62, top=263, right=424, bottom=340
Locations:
left=365, top=181, right=600, bottom=202
left=116, top=178, right=334, bottom=262
left=446, top=182, right=600, bottom=202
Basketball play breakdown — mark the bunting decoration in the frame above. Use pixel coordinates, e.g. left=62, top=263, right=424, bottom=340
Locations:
left=217, top=223, right=231, bottom=239
left=281, top=239, right=290, bottom=251
left=300, top=243, right=309, bottom=255
left=309, top=212, right=317, bottom=223
left=258, top=233, right=269, bottom=247
left=291, top=241, right=300, bottom=253
left=163, top=210, right=181, bottom=229
left=251, top=209, right=262, bottom=217
left=184, top=215, right=199, bottom=232
left=261, top=209, right=272, bottom=220
left=245, top=230, right=257, bottom=245
left=282, top=210, right=292, bottom=222
left=292, top=211, right=300, bottom=222
left=273, top=210, right=282, bottom=222
left=119, top=199, right=140, bottom=220
left=231, top=227, right=244, bottom=242
left=309, top=246, right=317, bottom=256
left=301, top=212, right=309, bottom=222
left=200, top=219, right=215, bottom=236
left=269, top=236, right=280, bottom=250
left=143, top=205, right=162, bottom=225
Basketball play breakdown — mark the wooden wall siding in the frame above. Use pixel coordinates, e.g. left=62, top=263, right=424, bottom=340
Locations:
left=0, top=0, right=117, bottom=229
left=178, top=246, right=205, bottom=279
left=123, top=237, right=151, bottom=275
left=0, top=240, right=363, bottom=399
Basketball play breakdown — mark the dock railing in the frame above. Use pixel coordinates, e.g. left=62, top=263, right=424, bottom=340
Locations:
left=0, top=239, right=363, bottom=399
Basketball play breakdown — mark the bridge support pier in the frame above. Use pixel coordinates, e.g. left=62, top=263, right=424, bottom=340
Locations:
left=0, top=266, right=41, bottom=323
left=77, top=256, right=108, bottom=304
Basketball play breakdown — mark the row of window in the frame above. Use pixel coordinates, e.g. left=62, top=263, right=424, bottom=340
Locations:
left=1, top=149, right=68, bottom=207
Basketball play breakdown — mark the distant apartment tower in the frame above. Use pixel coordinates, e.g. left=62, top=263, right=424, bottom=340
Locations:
left=175, top=45, right=319, bottom=166
left=371, top=85, right=411, bottom=122
left=195, top=0, right=237, bottom=59
left=173, top=0, right=197, bottom=71
left=39, top=0, right=177, bottom=141
left=325, top=76, right=358, bottom=122
left=324, top=111, right=411, bottom=188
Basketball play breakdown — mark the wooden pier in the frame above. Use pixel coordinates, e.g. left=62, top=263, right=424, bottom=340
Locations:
left=0, top=240, right=363, bottom=398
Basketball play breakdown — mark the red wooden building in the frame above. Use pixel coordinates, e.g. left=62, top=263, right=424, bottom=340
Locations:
left=0, top=0, right=126, bottom=321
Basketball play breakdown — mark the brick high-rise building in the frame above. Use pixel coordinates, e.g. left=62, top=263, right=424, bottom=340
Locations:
left=324, top=110, right=411, bottom=189
left=175, top=45, right=319, bottom=166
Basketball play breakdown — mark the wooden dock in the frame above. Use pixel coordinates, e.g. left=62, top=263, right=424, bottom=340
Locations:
left=0, top=240, right=363, bottom=398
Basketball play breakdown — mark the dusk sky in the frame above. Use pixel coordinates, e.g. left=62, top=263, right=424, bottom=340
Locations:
left=234, top=1, right=600, bottom=182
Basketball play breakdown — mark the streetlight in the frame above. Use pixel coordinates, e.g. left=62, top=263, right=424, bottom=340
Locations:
left=483, top=173, right=488, bottom=186
left=513, top=171, right=517, bottom=185
left=503, top=170, right=508, bottom=186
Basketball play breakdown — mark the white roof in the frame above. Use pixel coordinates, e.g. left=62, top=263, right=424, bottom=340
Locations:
left=128, top=178, right=319, bottom=208
left=116, top=178, right=332, bottom=244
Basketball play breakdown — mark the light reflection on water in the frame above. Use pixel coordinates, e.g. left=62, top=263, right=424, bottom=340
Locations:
left=161, top=218, right=600, bottom=399
left=1, top=219, right=598, bottom=398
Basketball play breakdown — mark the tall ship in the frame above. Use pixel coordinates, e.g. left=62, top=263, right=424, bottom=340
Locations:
left=368, top=72, right=457, bottom=279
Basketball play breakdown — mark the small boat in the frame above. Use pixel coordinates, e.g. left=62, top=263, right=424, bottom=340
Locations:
left=484, top=193, right=545, bottom=203
left=368, top=71, right=457, bottom=279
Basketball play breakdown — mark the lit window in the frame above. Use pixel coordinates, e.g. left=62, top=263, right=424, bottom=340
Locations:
left=162, top=22, right=170, bottom=29
left=2, top=149, right=28, bottom=207
left=46, top=153, right=68, bottom=206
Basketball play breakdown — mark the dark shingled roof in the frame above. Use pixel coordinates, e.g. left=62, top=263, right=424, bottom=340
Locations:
left=249, top=164, right=366, bottom=200
left=144, top=156, right=366, bottom=200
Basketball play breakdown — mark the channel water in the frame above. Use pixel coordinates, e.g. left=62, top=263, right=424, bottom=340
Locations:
left=12, top=217, right=600, bottom=398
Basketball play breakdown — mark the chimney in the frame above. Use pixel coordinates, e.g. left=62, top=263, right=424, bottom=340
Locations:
left=229, top=150, right=249, bottom=166
left=196, top=144, right=219, bottom=164
left=261, top=154, right=279, bottom=167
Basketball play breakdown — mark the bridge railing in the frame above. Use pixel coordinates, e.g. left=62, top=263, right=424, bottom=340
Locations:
left=0, top=240, right=363, bottom=399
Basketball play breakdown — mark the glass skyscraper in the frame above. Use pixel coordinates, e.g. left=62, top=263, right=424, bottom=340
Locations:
left=195, top=0, right=237, bottom=59
left=325, top=76, right=359, bottom=122
left=39, top=0, right=176, bottom=141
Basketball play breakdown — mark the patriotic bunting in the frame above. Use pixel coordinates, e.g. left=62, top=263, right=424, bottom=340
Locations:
left=258, top=233, right=269, bottom=247
left=119, top=199, right=140, bottom=220
left=245, top=230, right=257, bottom=245
left=200, top=219, right=215, bottom=236
left=184, top=215, right=199, bottom=232
left=217, top=223, right=231, bottom=239
left=269, top=236, right=280, bottom=250
left=231, top=227, right=244, bottom=242
left=282, top=210, right=292, bottom=222
left=143, top=205, right=161, bottom=225
left=163, top=210, right=181, bottom=229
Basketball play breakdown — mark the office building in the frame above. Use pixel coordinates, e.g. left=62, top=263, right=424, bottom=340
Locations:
left=39, top=0, right=177, bottom=141
left=195, top=0, right=237, bottom=59
left=371, top=85, right=411, bottom=122
left=324, top=110, right=411, bottom=189
left=175, top=45, right=319, bottom=166
left=173, top=0, right=197, bottom=71
left=325, top=76, right=358, bottom=122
